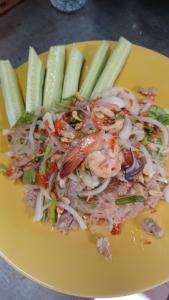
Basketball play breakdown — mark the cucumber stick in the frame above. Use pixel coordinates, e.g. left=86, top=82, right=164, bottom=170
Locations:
left=91, top=37, right=132, bottom=97
left=43, top=45, right=65, bottom=108
left=26, top=47, right=45, bottom=112
left=62, top=47, right=84, bottom=100
left=0, top=60, right=24, bottom=127
left=79, top=41, right=109, bottom=100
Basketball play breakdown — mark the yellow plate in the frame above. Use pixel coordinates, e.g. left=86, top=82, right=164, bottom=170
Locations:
left=0, top=41, right=169, bottom=298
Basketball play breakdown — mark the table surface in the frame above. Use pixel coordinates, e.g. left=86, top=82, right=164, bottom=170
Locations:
left=1, top=0, right=169, bottom=299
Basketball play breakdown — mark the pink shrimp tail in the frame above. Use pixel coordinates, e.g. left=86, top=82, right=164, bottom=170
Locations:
left=60, top=132, right=104, bottom=178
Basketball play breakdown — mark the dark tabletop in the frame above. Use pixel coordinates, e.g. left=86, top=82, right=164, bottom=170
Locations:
left=0, top=0, right=169, bottom=67
left=1, top=1, right=169, bottom=299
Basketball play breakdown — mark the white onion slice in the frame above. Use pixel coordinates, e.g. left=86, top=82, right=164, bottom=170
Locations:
left=79, top=177, right=110, bottom=197
left=2, top=129, right=13, bottom=135
left=119, top=117, right=132, bottom=140
left=98, top=96, right=125, bottom=108
left=140, top=144, right=155, bottom=178
left=43, top=112, right=55, bottom=132
left=33, top=190, right=44, bottom=222
left=59, top=202, right=87, bottom=230
left=137, top=116, right=169, bottom=146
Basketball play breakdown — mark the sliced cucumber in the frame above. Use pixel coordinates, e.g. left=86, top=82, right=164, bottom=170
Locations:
left=62, top=47, right=84, bottom=100
left=26, top=47, right=45, bottom=112
left=43, top=45, right=65, bottom=109
left=0, top=60, right=24, bottom=127
left=79, top=41, right=109, bottom=100
left=91, top=37, right=132, bottom=97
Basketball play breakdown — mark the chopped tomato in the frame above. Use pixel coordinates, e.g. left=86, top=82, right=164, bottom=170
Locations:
left=111, top=223, right=122, bottom=235
left=37, top=174, right=48, bottom=186
left=55, top=119, right=65, bottom=135
left=5, top=168, right=13, bottom=176
left=48, top=161, right=57, bottom=173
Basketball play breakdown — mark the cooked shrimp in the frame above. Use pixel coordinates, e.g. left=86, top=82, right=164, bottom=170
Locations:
left=85, top=135, right=123, bottom=178
left=60, top=131, right=104, bottom=178
left=90, top=96, right=125, bottom=132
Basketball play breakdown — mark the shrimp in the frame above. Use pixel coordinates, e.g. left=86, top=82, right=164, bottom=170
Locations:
left=60, top=131, right=104, bottom=178
left=85, top=135, right=123, bottom=178
left=90, top=97, right=125, bottom=132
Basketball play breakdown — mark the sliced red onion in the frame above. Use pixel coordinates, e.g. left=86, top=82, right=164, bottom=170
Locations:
left=59, top=202, right=87, bottom=230
left=163, top=185, right=169, bottom=203
left=137, top=116, right=169, bottom=146
left=5, top=151, right=13, bottom=157
left=79, top=177, right=110, bottom=197
left=33, top=189, right=44, bottom=222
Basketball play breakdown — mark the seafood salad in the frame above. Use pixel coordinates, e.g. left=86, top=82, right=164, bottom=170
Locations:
left=2, top=86, right=169, bottom=259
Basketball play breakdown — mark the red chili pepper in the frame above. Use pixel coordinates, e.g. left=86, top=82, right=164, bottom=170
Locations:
left=150, top=208, right=157, bottom=214
left=44, top=120, right=49, bottom=127
left=129, top=99, right=133, bottom=108
left=110, top=136, right=117, bottom=152
left=48, top=161, right=57, bottom=173
left=5, top=168, right=13, bottom=176
left=36, top=129, right=48, bottom=136
left=123, top=150, right=133, bottom=168
left=55, top=119, right=65, bottom=135
left=143, top=113, right=151, bottom=117
left=37, top=174, right=48, bottom=186
left=111, top=223, right=122, bottom=235
left=24, top=161, right=33, bottom=168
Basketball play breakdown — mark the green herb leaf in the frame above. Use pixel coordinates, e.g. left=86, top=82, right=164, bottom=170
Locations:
left=49, top=198, right=57, bottom=225
left=115, top=196, right=144, bottom=205
left=39, top=145, right=51, bottom=174
left=79, top=131, right=85, bottom=138
left=23, top=166, right=36, bottom=184
left=0, top=163, right=7, bottom=174
left=144, top=125, right=154, bottom=134
left=156, top=137, right=163, bottom=145
left=147, top=106, right=169, bottom=125
left=14, top=112, right=35, bottom=127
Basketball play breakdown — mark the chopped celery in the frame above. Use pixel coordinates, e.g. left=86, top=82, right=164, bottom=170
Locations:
left=0, top=60, right=24, bottom=127
left=39, top=145, right=51, bottom=174
left=62, top=47, right=84, bottom=100
left=79, top=41, right=109, bottom=100
left=91, top=37, right=132, bottom=97
left=26, top=47, right=45, bottom=112
left=43, top=45, right=65, bottom=108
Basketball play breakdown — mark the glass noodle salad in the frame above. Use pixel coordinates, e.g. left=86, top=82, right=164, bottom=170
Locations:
left=1, top=86, right=169, bottom=259
left=1, top=38, right=169, bottom=259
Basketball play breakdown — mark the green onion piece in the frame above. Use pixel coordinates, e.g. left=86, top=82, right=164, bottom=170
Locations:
left=39, top=145, right=51, bottom=174
left=23, top=166, right=36, bottom=184
left=39, top=134, right=47, bottom=141
left=115, top=196, right=144, bottom=205
left=0, top=163, right=7, bottom=174
left=49, top=198, right=57, bottom=225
